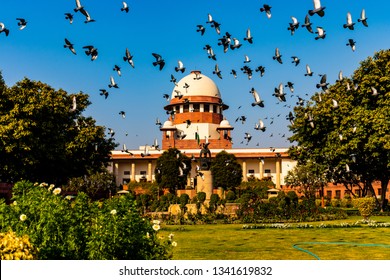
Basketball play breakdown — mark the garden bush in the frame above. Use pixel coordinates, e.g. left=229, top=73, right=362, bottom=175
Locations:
left=0, top=180, right=174, bottom=260
left=0, top=230, right=37, bottom=260
left=353, top=197, right=376, bottom=221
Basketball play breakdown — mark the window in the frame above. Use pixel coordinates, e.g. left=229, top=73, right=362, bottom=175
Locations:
left=378, top=188, right=382, bottom=196
left=175, top=105, right=180, bottom=113
left=204, top=104, right=210, bottom=112
left=183, top=104, right=189, bottom=112
left=140, top=171, right=146, bottom=175
left=326, top=191, right=332, bottom=199
left=123, top=171, right=130, bottom=175
left=193, top=104, right=200, bottom=112
left=264, top=169, right=271, bottom=173
left=248, top=169, right=254, bottom=174
left=213, top=105, right=217, bottom=113
left=122, top=179, right=130, bottom=184
left=335, top=190, right=341, bottom=199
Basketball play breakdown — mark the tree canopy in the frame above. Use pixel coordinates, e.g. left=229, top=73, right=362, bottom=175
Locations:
left=154, top=148, right=191, bottom=193
left=288, top=49, right=390, bottom=210
left=210, top=150, right=242, bottom=191
left=0, top=75, right=117, bottom=185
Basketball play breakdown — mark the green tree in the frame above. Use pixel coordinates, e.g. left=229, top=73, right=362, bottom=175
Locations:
left=155, top=148, right=191, bottom=194
left=0, top=77, right=117, bottom=185
left=210, top=150, right=242, bottom=191
left=288, top=49, right=390, bottom=211
left=284, top=161, right=327, bottom=199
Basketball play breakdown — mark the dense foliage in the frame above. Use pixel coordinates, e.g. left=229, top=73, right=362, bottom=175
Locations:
left=288, top=49, right=390, bottom=210
left=155, top=148, right=191, bottom=193
left=0, top=181, right=174, bottom=260
left=210, top=150, right=242, bottom=191
left=0, top=75, right=117, bottom=185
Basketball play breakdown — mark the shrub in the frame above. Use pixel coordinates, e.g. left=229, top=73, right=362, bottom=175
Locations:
left=225, top=190, right=236, bottom=202
left=353, top=197, right=376, bottom=221
left=0, top=231, right=37, bottom=260
left=0, top=180, right=172, bottom=260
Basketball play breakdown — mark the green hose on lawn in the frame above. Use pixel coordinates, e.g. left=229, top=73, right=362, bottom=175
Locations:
left=292, top=242, right=390, bottom=260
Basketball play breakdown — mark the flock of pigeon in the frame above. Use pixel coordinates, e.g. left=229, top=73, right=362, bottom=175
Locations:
left=0, top=0, right=372, bottom=150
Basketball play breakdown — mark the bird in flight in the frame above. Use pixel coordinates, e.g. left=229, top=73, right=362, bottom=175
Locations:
left=123, top=48, right=134, bottom=68
left=260, top=4, right=272, bottom=19
left=109, top=76, right=119, bottom=88
left=346, top=39, right=356, bottom=51
left=309, top=0, right=326, bottom=17
left=175, top=60, right=185, bottom=73
left=0, top=22, right=10, bottom=36
left=273, top=48, right=283, bottom=64
left=64, top=13, right=74, bottom=24
left=99, top=89, right=109, bottom=99
left=119, top=111, right=126, bottom=118
left=287, top=17, right=299, bottom=35
left=243, top=28, right=253, bottom=44
left=358, top=9, right=368, bottom=27
left=213, top=64, right=222, bottom=79
left=196, top=24, right=206, bottom=35
left=343, top=12, right=355, bottom=30
left=64, top=38, right=76, bottom=55
left=301, top=14, right=314, bottom=33
left=121, top=1, right=129, bottom=13
left=315, top=26, right=326, bottom=39
left=250, top=87, right=264, bottom=107
left=152, top=53, right=165, bottom=70
left=16, top=18, right=27, bottom=30
left=113, top=65, right=121, bottom=76
left=83, top=45, right=98, bottom=60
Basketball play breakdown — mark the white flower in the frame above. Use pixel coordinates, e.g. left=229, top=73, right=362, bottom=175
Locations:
left=48, top=184, right=55, bottom=191
left=152, top=219, right=160, bottom=225
left=39, top=182, right=48, bottom=187
left=65, top=195, right=72, bottom=200
left=110, top=209, right=117, bottom=215
left=152, top=224, right=160, bottom=231
left=13, top=201, right=17, bottom=206
left=146, top=232, right=150, bottom=239
left=168, top=233, right=174, bottom=240
left=20, top=214, right=27, bottom=221
left=171, top=241, right=177, bottom=247
left=52, top=188, right=61, bottom=195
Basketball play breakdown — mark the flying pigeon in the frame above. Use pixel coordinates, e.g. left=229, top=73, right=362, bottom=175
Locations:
left=288, top=17, right=299, bottom=35
left=83, top=45, right=98, bottom=60
left=244, top=55, right=251, bottom=63
left=16, top=18, right=27, bottom=30
left=79, top=8, right=95, bottom=23
left=119, top=111, right=126, bottom=118
left=170, top=74, right=178, bottom=86
left=152, top=53, right=165, bottom=70
left=250, top=87, right=264, bottom=107
left=358, top=9, right=368, bottom=27
left=244, top=132, right=252, bottom=144
left=230, top=69, right=237, bottom=78
left=316, top=74, right=329, bottom=90
left=64, top=38, right=76, bottom=55
left=123, top=48, right=134, bottom=67
left=260, top=4, right=272, bottom=19
left=305, top=64, right=314, bottom=76
left=141, top=145, right=150, bottom=157
left=286, top=111, right=295, bottom=125
left=121, top=1, right=129, bottom=13
left=291, top=56, right=300, bottom=66
left=346, top=39, right=356, bottom=51
left=213, top=64, right=222, bottom=79
left=155, top=118, right=162, bottom=127
left=108, top=76, right=119, bottom=88
left=254, top=119, right=266, bottom=132
left=301, top=14, right=314, bottom=33
left=273, top=48, right=283, bottom=64
left=273, top=83, right=286, bottom=102
left=243, top=28, right=253, bottom=44
left=0, top=22, right=10, bottom=36
left=255, top=65, right=265, bottom=77
left=122, top=144, right=133, bottom=155
left=285, top=81, right=294, bottom=93
left=175, top=60, right=185, bottom=73
left=64, top=13, right=74, bottom=24
left=343, top=12, right=355, bottom=30
left=113, top=65, right=121, bottom=76
left=309, top=0, right=326, bottom=17
left=315, top=26, right=326, bottom=39
left=152, top=138, right=160, bottom=151
left=230, top=38, right=242, bottom=50
left=196, top=24, right=206, bottom=35
left=108, top=128, right=115, bottom=137
left=99, top=89, right=109, bottom=99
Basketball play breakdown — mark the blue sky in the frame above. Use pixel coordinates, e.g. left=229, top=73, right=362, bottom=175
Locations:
left=1, top=0, right=389, bottom=150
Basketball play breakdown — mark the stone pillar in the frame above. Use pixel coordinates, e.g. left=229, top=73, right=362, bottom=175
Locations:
left=196, top=170, right=213, bottom=202
left=259, top=160, right=264, bottom=180
left=147, top=161, right=152, bottom=182
left=131, top=162, right=135, bottom=182
left=275, top=158, right=281, bottom=189
left=242, top=160, right=247, bottom=182
left=114, top=163, right=119, bottom=185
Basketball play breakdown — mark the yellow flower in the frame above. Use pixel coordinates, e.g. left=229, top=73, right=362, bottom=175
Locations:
left=110, top=209, right=117, bottom=215
left=48, top=184, right=55, bottom=191
left=171, top=241, right=177, bottom=247
left=13, top=201, right=17, bottom=206
left=20, top=214, right=27, bottom=222
left=53, top=188, right=61, bottom=195
left=152, top=219, right=160, bottom=225
left=168, top=233, right=174, bottom=240
left=152, top=224, right=160, bottom=231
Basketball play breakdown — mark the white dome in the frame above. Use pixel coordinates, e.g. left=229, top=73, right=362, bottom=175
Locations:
left=171, top=71, right=220, bottom=99
left=219, top=119, right=232, bottom=129
left=161, top=120, right=175, bottom=129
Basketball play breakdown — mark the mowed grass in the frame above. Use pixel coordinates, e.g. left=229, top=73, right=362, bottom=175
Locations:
left=162, top=216, right=390, bottom=260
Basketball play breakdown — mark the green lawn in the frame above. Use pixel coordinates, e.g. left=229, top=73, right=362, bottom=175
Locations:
left=162, top=216, right=390, bottom=260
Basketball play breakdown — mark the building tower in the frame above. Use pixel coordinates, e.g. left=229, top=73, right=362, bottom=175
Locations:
left=160, top=70, right=233, bottom=150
